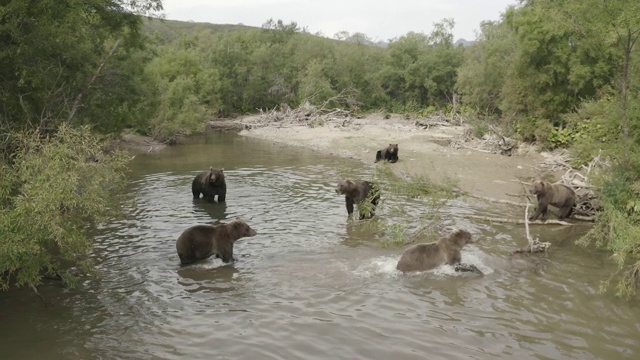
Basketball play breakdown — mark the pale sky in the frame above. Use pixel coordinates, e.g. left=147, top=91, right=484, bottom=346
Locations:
left=160, top=0, right=518, bottom=42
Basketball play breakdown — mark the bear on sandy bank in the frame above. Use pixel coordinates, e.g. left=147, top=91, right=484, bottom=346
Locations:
left=375, top=144, right=399, bottom=163
left=335, top=179, right=381, bottom=220
left=529, top=180, right=576, bottom=221
left=176, top=219, right=257, bottom=265
left=192, top=167, right=226, bottom=202
left=396, top=229, right=481, bottom=273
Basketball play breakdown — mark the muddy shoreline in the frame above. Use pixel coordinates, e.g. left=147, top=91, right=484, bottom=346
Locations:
left=233, top=113, right=557, bottom=202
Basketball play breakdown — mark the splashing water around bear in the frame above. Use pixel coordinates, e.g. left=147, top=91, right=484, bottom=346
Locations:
left=353, top=248, right=493, bottom=279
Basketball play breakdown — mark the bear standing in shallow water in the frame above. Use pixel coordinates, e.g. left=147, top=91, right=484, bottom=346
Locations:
left=529, top=180, right=576, bottom=221
left=335, top=179, right=381, bottom=220
left=192, top=167, right=226, bottom=202
left=396, top=229, right=480, bottom=273
left=375, top=144, right=399, bottom=163
left=176, top=219, right=257, bottom=265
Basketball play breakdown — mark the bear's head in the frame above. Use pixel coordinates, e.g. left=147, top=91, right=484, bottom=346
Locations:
left=335, top=180, right=354, bottom=195
left=229, top=219, right=257, bottom=241
left=530, top=180, right=548, bottom=195
left=207, top=167, right=225, bottom=184
left=447, top=229, right=477, bottom=248
left=388, top=144, right=398, bottom=154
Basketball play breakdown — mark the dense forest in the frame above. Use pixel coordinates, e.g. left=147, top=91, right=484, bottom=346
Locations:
left=1, top=0, right=639, bottom=297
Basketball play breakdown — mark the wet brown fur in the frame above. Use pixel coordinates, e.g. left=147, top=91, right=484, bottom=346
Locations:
left=192, top=167, right=226, bottom=202
left=335, top=179, right=381, bottom=220
left=396, top=229, right=478, bottom=272
left=176, top=220, right=257, bottom=265
left=529, top=180, right=576, bottom=221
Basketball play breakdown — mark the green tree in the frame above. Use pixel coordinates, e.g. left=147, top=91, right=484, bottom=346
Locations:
left=502, top=2, right=615, bottom=123
left=558, top=0, right=640, bottom=139
left=456, top=19, right=518, bottom=115
left=554, top=0, right=640, bottom=297
left=0, top=125, right=130, bottom=290
left=0, top=0, right=163, bottom=293
left=380, top=19, right=463, bottom=110
left=0, top=0, right=162, bottom=133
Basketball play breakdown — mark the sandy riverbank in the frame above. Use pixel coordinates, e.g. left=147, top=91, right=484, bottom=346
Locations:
left=236, top=113, right=557, bottom=202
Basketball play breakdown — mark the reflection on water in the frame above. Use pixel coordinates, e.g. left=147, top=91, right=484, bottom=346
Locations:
left=0, top=132, right=639, bottom=360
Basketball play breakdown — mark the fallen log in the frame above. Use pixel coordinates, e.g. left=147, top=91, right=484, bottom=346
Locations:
left=462, top=214, right=573, bottom=226
left=511, top=201, right=551, bottom=254
left=206, top=120, right=246, bottom=132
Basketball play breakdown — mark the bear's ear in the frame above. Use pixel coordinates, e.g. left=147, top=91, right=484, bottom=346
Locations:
left=220, top=168, right=224, bottom=172
left=209, top=167, right=214, bottom=172
left=389, top=143, right=393, bottom=146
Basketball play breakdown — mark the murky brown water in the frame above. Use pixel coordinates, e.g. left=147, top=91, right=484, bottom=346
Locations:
left=1, top=132, right=639, bottom=360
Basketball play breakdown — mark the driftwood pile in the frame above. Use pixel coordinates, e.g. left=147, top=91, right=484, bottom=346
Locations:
left=413, top=114, right=460, bottom=130
left=242, top=90, right=357, bottom=129
left=450, top=124, right=516, bottom=156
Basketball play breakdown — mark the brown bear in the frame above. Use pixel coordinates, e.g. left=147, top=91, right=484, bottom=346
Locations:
left=335, top=179, right=381, bottom=220
left=529, top=180, right=576, bottom=221
left=396, top=229, right=480, bottom=273
left=192, top=167, right=226, bottom=202
left=375, top=144, right=399, bottom=163
left=176, top=219, right=257, bottom=265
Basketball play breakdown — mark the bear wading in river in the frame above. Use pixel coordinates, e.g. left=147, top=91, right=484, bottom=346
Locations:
left=396, top=229, right=481, bottom=273
left=529, top=180, right=576, bottom=221
left=375, top=144, right=399, bottom=163
left=176, top=219, right=257, bottom=265
left=192, top=167, right=226, bottom=202
left=335, top=179, right=381, bottom=220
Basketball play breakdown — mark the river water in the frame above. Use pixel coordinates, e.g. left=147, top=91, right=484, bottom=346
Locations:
left=1, top=132, right=639, bottom=360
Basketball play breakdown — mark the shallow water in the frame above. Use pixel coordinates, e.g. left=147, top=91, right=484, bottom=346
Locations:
left=1, top=132, right=639, bottom=360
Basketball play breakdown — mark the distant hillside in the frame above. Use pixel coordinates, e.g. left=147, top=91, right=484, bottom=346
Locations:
left=143, top=18, right=261, bottom=43
left=143, top=18, right=382, bottom=49
left=454, top=38, right=474, bottom=47
left=143, top=18, right=473, bottom=49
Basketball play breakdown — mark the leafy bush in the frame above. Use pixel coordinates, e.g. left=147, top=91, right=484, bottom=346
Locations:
left=0, top=124, right=131, bottom=290
left=577, top=163, right=640, bottom=298
left=546, top=127, right=573, bottom=148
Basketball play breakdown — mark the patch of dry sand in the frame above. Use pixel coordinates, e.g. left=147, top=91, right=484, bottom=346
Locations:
left=237, top=113, right=552, bottom=202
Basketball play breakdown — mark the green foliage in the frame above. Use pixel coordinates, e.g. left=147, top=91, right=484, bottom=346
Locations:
left=565, top=96, right=622, bottom=165
left=365, top=165, right=457, bottom=246
left=0, top=124, right=131, bottom=290
left=379, top=19, right=463, bottom=110
left=376, top=165, right=457, bottom=200
left=469, top=118, right=490, bottom=139
left=545, top=127, right=573, bottom=149
left=138, top=16, right=465, bottom=140
left=576, top=164, right=640, bottom=299
left=0, top=0, right=162, bottom=132
left=456, top=20, right=517, bottom=116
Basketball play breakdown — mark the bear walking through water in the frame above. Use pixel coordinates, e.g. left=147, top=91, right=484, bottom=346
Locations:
left=529, top=180, right=576, bottom=221
left=176, top=219, right=257, bottom=265
left=335, top=179, right=381, bottom=220
left=396, top=229, right=482, bottom=274
left=375, top=144, right=399, bottom=163
left=192, top=167, right=226, bottom=202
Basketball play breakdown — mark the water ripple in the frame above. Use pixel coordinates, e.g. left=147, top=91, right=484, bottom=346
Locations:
left=2, top=135, right=639, bottom=360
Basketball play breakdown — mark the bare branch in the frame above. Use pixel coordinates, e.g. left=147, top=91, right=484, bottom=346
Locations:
left=67, top=39, right=121, bottom=124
